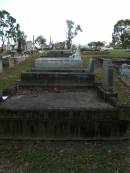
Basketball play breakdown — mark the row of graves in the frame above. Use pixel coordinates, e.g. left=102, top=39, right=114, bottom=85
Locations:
left=0, top=45, right=31, bottom=73
left=97, top=56, right=130, bottom=88
left=0, top=47, right=130, bottom=141
left=97, top=56, right=130, bottom=78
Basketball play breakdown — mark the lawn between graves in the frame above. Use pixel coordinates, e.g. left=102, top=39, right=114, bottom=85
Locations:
left=82, top=49, right=130, bottom=58
left=0, top=54, right=37, bottom=94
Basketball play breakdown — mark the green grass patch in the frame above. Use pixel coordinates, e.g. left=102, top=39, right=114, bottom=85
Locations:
left=82, top=49, right=130, bottom=58
left=114, top=76, right=130, bottom=103
left=81, top=54, right=90, bottom=67
left=109, top=49, right=130, bottom=57
left=0, top=55, right=36, bottom=93
left=0, top=142, right=129, bottom=173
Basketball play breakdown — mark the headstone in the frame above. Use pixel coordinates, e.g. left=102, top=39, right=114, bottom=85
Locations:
left=6, top=42, right=11, bottom=51
left=102, top=59, right=113, bottom=92
left=73, top=46, right=81, bottom=60
left=0, top=60, right=3, bottom=73
left=35, top=47, right=82, bottom=68
left=13, top=52, right=26, bottom=64
left=87, top=58, right=95, bottom=73
left=64, top=41, right=67, bottom=49
left=120, top=63, right=130, bottom=78
left=2, top=50, right=11, bottom=59
left=26, top=41, right=33, bottom=52
left=2, top=50, right=14, bottom=68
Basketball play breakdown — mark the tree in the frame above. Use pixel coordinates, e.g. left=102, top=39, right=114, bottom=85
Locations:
left=35, top=35, right=46, bottom=49
left=0, top=10, right=10, bottom=47
left=0, top=10, right=26, bottom=52
left=15, top=24, right=26, bottom=52
left=6, top=15, right=17, bottom=44
left=66, top=20, right=82, bottom=49
left=53, top=41, right=65, bottom=49
left=112, top=19, right=130, bottom=48
left=88, top=41, right=105, bottom=50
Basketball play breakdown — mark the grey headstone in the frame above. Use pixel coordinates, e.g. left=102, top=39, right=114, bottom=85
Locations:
left=120, top=63, right=130, bottom=78
left=73, top=46, right=81, bottom=60
left=2, top=50, right=11, bottom=59
left=87, top=58, right=95, bottom=73
left=102, top=59, right=113, bottom=92
left=0, top=60, right=3, bottom=73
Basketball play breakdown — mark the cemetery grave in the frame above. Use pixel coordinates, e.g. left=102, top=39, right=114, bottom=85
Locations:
left=46, top=49, right=72, bottom=57
left=0, top=48, right=130, bottom=141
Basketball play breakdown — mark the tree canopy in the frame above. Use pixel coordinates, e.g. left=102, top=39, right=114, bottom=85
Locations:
left=112, top=19, right=130, bottom=48
left=88, top=41, right=105, bottom=50
left=0, top=10, right=26, bottom=51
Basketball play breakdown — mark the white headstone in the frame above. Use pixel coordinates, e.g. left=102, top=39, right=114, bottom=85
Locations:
left=120, top=63, right=130, bottom=78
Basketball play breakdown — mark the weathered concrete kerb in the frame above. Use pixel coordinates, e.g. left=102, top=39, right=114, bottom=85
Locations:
left=0, top=90, right=129, bottom=140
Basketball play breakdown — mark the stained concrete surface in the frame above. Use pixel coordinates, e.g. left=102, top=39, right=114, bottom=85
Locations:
left=0, top=90, right=115, bottom=111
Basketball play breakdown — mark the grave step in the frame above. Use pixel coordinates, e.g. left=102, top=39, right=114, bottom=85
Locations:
left=18, top=82, right=95, bottom=90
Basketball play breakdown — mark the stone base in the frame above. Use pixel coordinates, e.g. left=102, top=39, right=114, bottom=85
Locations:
left=0, top=91, right=128, bottom=138
left=96, top=85, right=118, bottom=104
left=35, top=58, right=82, bottom=68
left=20, top=71, right=95, bottom=84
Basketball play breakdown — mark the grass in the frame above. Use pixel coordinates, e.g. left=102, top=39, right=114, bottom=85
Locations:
left=113, top=75, right=130, bottom=103
left=109, top=49, right=130, bottom=57
left=0, top=55, right=36, bottom=94
left=0, top=142, right=129, bottom=173
left=82, top=49, right=130, bottom=58
left=81, top=54, right=89, bottom=67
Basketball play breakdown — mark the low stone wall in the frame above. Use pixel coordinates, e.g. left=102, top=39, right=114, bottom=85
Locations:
left=97, top=57, right=130, bottom=65
left=28, top=68, right=87, bottom=73
left=0, top=109, right=128, bottom=138
left=21, top=72, right=95, bottom=84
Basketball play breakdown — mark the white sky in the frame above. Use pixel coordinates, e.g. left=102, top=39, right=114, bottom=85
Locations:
left=0, top=0, right=130, bottom=45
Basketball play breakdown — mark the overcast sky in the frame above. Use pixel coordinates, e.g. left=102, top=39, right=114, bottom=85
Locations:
left=0, top=0, right=130, bottom=45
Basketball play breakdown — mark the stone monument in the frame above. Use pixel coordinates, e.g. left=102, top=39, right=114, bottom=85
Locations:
left=102, top=59, right=113, bottom=92
left=35, top=47, right=82, bottom=68
left=87, top=58, right=95, bottom=73
left=120, top=63, right=130, bottom=79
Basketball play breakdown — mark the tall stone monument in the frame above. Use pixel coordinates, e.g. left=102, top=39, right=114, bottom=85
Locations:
left=102, top=59, right=113, bottom=92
